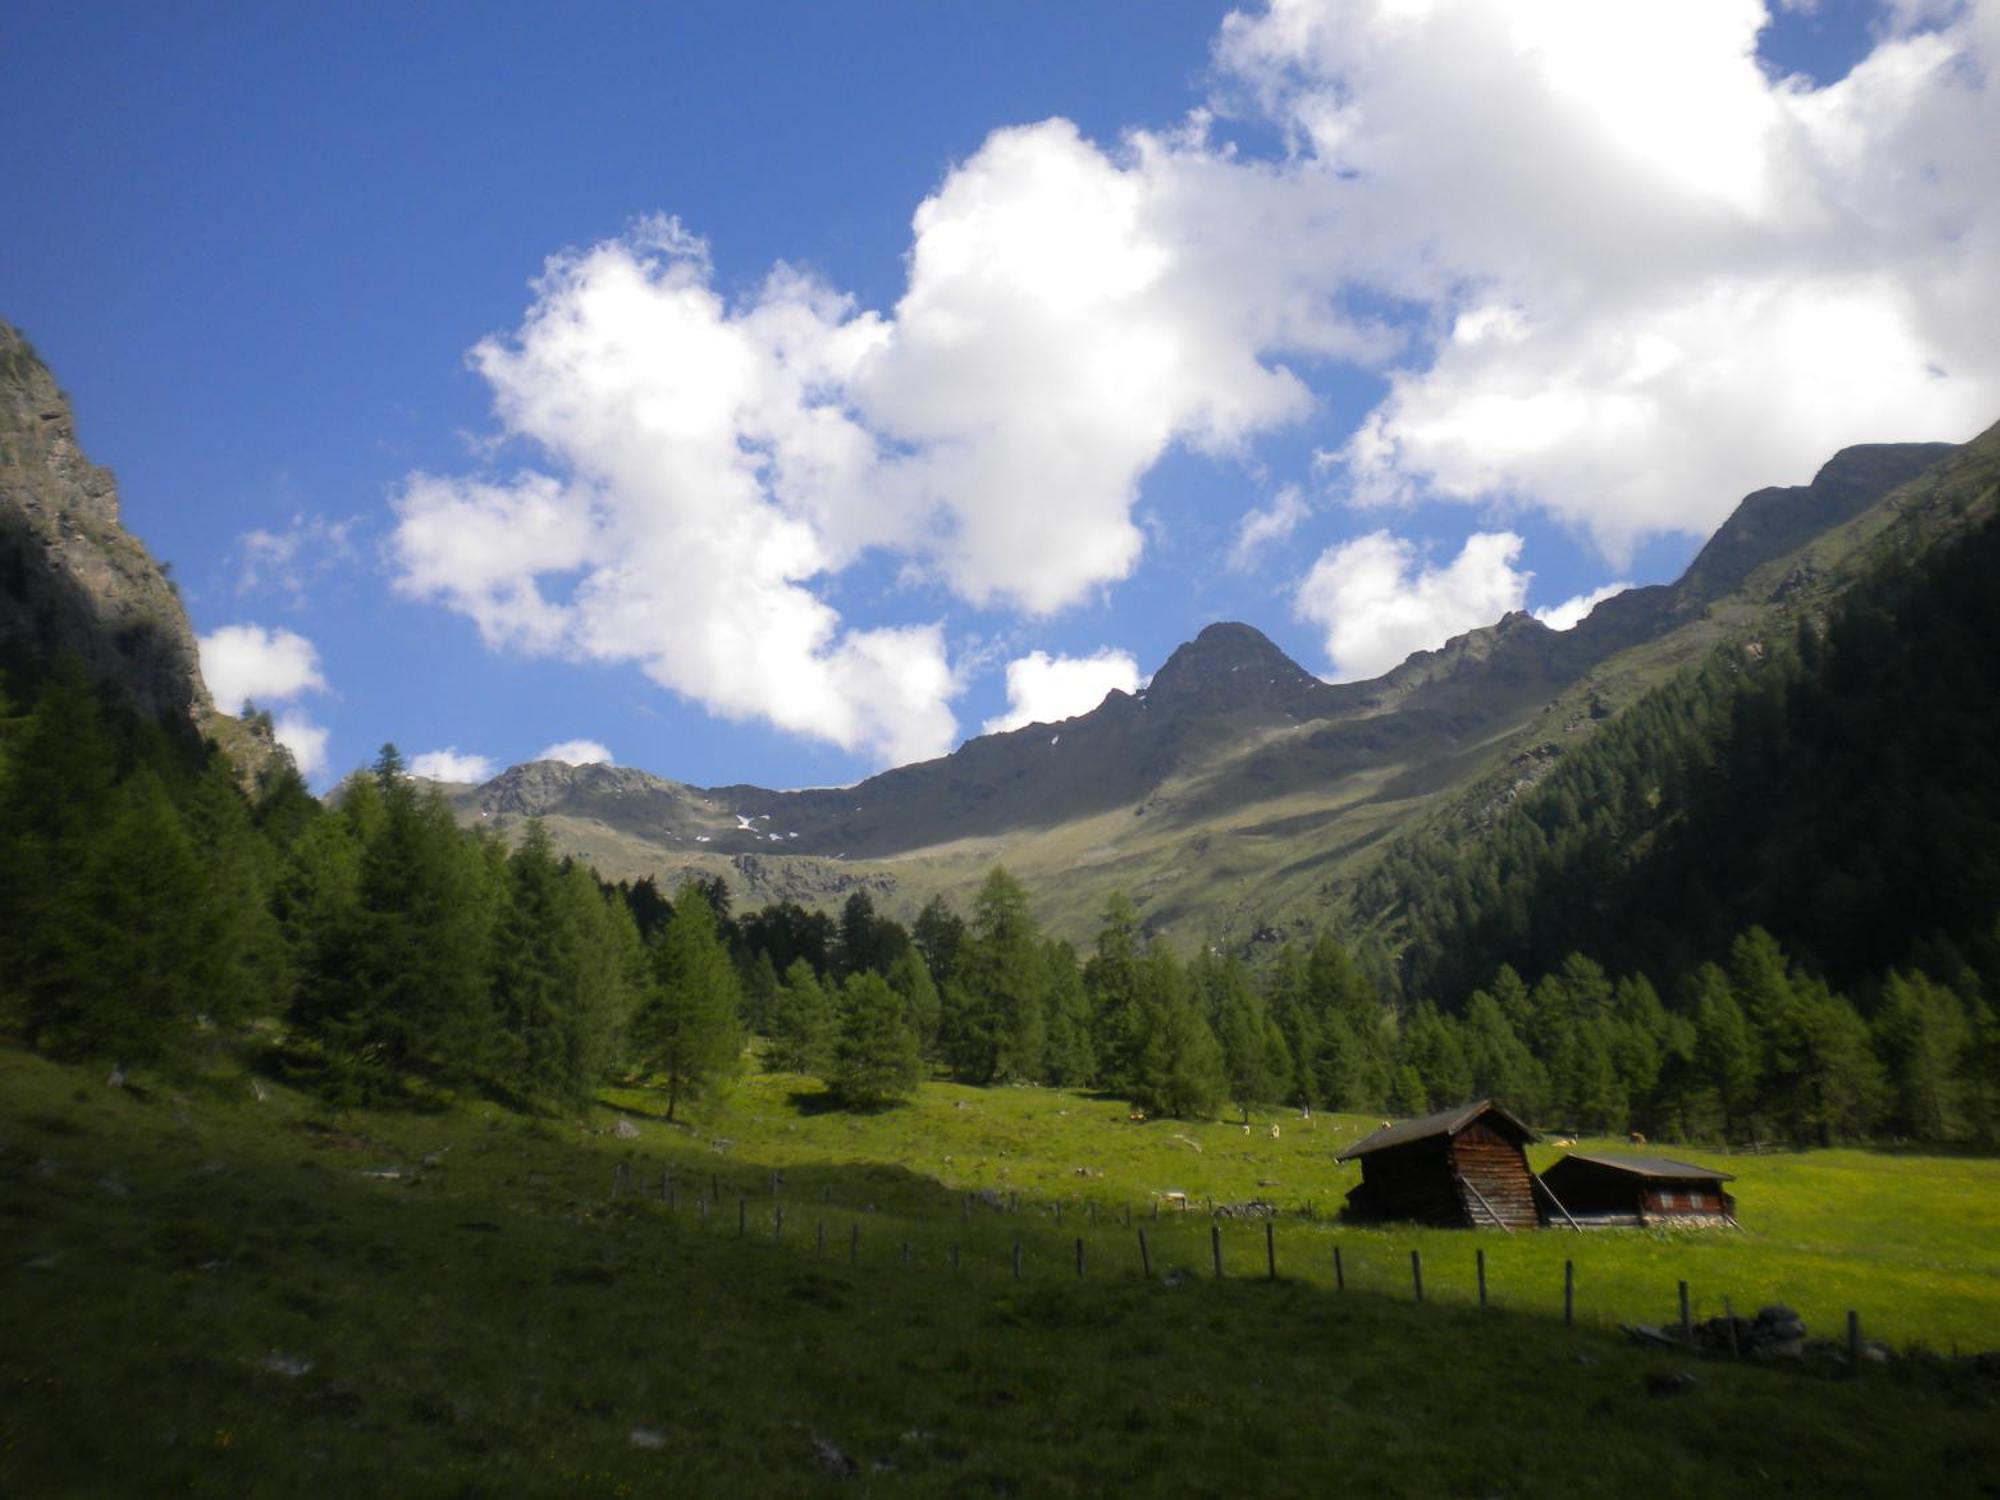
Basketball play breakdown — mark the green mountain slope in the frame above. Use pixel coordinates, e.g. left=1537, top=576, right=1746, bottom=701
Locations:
left=1351, top=431, right=2000, bottom=1002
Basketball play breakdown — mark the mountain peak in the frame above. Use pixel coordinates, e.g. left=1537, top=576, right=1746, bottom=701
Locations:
left=1148, top=622, right=1320, bottom=700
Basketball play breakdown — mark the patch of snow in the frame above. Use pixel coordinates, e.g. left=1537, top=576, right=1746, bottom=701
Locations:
left=695, top=835, right=711, bottom=843
left=1050, top=734, right=1060, bottom=745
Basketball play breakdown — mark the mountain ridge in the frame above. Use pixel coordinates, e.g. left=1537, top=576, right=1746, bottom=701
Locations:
left=447, top=432, right=1982, bottom=943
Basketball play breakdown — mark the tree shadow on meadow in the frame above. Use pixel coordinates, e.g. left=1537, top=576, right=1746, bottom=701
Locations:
left=784, top=1087, right=911, bottom=1119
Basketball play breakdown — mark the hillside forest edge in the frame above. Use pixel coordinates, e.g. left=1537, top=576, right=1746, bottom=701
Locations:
left=5, top=488, right=1999, bottom=1149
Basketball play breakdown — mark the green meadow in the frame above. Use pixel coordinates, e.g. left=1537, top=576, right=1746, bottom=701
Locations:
left=3, top=1044, right=1997, bottom=1497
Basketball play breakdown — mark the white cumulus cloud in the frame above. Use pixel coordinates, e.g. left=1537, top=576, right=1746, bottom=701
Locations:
left=1295, top=530, right=1531, bottom=681
left=1218, top=0, right=2000, bottom=556
left=197, top=623, right=334, bottom=777
left=537, top=739, right=614, bottom=766
left=1534, top=581, right=1633, bottom=632
left=389, top=2, right=2000, bottom=768
left=409, top=748, right=496, bottom=783
left=272, top=712, right=331, bottom=778
left=198, top=624, right=326, bottom=710
left=1228, top=485, right=1312, bottom=572
left=981, top=648, right=1143, bottom=734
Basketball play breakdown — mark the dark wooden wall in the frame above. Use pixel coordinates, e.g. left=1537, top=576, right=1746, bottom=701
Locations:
left=1448, top=1122, right=1540, bottom=1228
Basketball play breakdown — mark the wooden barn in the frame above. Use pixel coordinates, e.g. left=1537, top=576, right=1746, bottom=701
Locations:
left=1335, top=1100, right=1542, bottom=1229
left=1539, top=1154, right=1737, bottom=1229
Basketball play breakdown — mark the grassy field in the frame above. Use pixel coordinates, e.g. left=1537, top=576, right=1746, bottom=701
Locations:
left=640, top=1069, right=2000, bottom=1355
left=3, top=1044, right=1998, bottom=1497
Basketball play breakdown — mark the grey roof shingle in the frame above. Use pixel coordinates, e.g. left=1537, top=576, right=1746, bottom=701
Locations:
left=1551, top=1153, right=1736, bottom=1182
left=1334, top=1099, right=1537, bottom=1161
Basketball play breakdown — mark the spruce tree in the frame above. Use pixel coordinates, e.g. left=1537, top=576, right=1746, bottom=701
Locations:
left=767, top=958, right=834, bottom=1074
left=1084, top=893, right=1146, bottom=1094
left=885, top=948, right=941, bottom=1061
left=1873, top=970, right=1969, bottom=1139
left=631, top=883, right=742, bottom=1120
left=946, top=867, right=1047, bottom=1083
left=1040, top=940, right=1096, bottom=1087
left=828, top=971, right=922, bottom=1108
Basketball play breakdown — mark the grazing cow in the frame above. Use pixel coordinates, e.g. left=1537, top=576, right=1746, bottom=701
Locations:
left=1628, top=1130, right=1647, bottom=1146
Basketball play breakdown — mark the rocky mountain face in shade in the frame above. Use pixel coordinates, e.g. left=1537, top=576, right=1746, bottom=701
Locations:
left=0, top=321, right=215, bottom=728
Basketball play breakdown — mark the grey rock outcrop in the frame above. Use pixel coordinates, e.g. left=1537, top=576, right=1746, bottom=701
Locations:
left=0, top=320, right=215, bottom=728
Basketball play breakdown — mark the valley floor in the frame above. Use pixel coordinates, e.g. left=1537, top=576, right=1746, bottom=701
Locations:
left=2, top=1047, right=1997, bottom=1496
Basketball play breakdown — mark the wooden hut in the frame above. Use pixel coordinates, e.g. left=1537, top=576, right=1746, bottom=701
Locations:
left=1335, top=1100, right=1541, bottom=1229
left=1539, top=1154, right=1737, bottom=1228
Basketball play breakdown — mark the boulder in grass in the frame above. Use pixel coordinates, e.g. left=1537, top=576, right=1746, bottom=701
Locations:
left=613, top=1118, right=640, bottom=1140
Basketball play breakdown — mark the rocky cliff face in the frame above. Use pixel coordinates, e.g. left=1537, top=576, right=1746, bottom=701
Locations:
left=0, top=321, right=217, bottom=730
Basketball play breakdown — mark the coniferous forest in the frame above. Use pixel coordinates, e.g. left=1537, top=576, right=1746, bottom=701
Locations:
left=3, top=512, right=1998, bottom=1150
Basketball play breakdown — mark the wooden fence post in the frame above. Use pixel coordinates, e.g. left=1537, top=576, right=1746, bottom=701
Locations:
left=1563, top=1259, right=1574, bottom=1327
left=1266, top=1221, right=1277, bottom=1281
left=1211, top=1223, right=1224, bottom=1279
left=1477, top=1248, right=1487, bottom=1309
left=1334, top=1245, right=1344, bottom=1292
left=1075, top=1238, right=1085, bottom=1278
left=1678, top=1281, right=1691, bottom=1343
left=1411, top=1250, right=1424, bottom=1302
left=1138, top=1228, right=1152, bottom=1279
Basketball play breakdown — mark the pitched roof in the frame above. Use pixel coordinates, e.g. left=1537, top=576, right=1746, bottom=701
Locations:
left=1335, top=1099, right=1537, bottom=1161
left=1551, top=1152, right=1736, bottom=1182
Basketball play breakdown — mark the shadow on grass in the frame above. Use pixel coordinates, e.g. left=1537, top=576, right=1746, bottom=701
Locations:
left=785, top=1087, right=912, bottom=1118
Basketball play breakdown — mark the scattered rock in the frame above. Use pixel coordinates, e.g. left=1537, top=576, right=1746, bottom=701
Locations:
left=612, top=1119, right=640, bottom=1140
left=1212, top=1200, right=1278, bottom=1220
left=24, top=1254, right=60, bottom=1270
left=1645, top=1371, right=1698, bottom=1398
left=106, top=1067, right=125, bottom=1089
left=812, top=1434, right=857, bottom=1477
left=257, top=1352, right=314, bottom=1379
left=629, top=1427, right=667, bottom=1450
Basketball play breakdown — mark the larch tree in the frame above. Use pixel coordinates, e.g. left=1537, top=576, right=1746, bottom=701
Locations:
left=631, top=882, right=743, bottom=1120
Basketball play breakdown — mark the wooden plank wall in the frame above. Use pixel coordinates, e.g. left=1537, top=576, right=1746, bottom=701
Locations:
left=1450, top=1122, right=1540, bottom=1228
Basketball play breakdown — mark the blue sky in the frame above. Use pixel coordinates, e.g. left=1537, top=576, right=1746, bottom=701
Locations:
left=5, top=1, right=1994, bottom=789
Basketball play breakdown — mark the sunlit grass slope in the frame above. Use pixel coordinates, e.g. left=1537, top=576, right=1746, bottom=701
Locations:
left=3, top=1047, right=1997, bottom=1497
